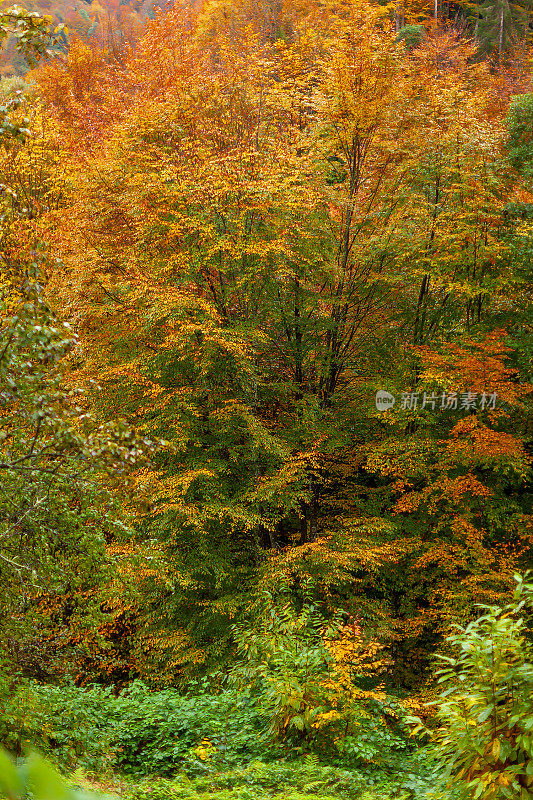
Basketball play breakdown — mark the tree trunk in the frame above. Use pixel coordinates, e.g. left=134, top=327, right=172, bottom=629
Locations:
left=498, top=3, right=504, bottom=65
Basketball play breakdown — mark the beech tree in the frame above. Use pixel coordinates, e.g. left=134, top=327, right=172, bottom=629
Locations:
left=15, top=0, right=532, bottom=686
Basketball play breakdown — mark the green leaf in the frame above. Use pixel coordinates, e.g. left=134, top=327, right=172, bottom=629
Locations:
left=26, top=753, right=71, bottom=800
left=478, top=705, right=495, bottom=723
left=0, top=749, right=23, bottom=799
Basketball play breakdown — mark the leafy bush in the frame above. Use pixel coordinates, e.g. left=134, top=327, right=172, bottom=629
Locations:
left=110, top=681, right=268, bottom=776
left=231, top=596, right=410, bottom=768
left=394, top=24, right=425, bottom=50
left=0, top=677, right=270, bottom=777
left=426, top=573, right=533, bottom=799
left=0, top=679, right=116, bottom=773
left=231, top=599, right=335, bottom=741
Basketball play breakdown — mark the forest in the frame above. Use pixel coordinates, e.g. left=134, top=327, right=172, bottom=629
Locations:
left=0, top=0, right=532, bottom=797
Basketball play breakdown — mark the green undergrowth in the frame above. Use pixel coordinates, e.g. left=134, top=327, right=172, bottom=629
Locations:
left=0, top=678, right=410, bottom=777
left=69, top=755, right=461, bottom=800
left=1, top=679, right=270, bottom=775
left=2, top=679, right=460, bottom=800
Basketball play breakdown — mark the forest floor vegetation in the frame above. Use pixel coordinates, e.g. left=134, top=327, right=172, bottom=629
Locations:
left=1, top=679, right=458, bottom=800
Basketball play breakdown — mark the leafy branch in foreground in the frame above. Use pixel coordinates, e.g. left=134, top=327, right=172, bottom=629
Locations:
left=0, top=4, right=66, bottom=66
left=0, top=3, right=66, bottom=143
left=0, top=292, right=153, bottom=583
left=0, top=289, right=158, bottom=676
left=0, top=748, right=102, bottom=800
left=415, top=573, right=533, bottom=800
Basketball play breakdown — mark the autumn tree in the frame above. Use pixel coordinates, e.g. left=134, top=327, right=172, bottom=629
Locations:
left=26, top=0, right=533, bottom=685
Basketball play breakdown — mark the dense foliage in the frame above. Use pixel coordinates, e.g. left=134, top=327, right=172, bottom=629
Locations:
left=0, top=0, right=532, bottom=796
left=427, top=575, right=533, bottom=799
left=0, top=678, right=452, bottom=797
left=19, top=0, right=531, bottom=690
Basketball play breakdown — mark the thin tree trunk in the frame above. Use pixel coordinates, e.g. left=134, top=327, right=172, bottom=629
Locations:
left=499, top=3, right=504, bottom=65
